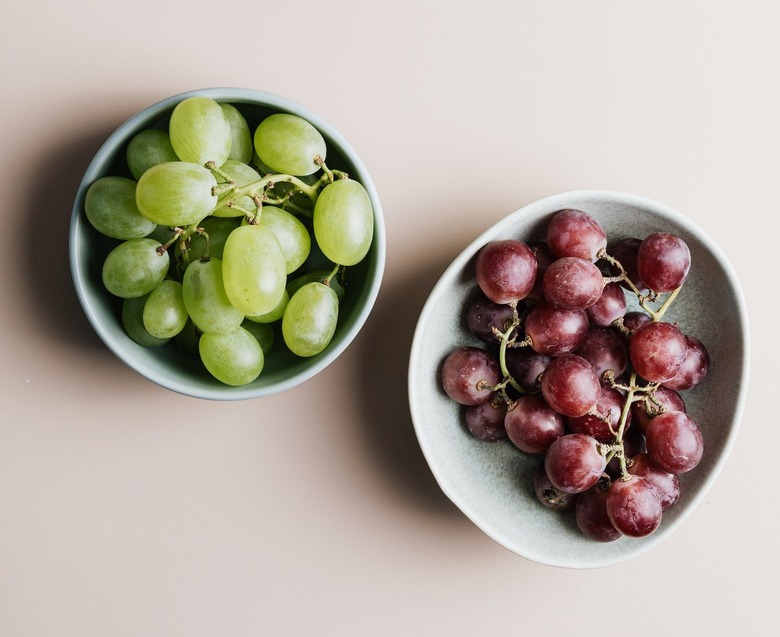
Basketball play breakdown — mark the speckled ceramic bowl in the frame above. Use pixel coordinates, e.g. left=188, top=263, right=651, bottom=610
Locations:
left=408, top=190, right=749, bottom=568
left=70, top=88, right=385, bottom=400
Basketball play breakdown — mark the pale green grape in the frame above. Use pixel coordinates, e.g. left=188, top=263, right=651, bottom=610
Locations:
left=254, top=113, right=326, bottom=176
left=142, top=280, right=188, bottom=339
left=182, top=258, right=244, bottom=334
left=282, top=282, right=339, bottom=357
left=126, top=129, right=178, bottom=180
left=212, top=160, right=261, bottom=218
left=222, top=225, right=286, bottom=316
left=85, top=176, right=156, bottom=239
left=169, top=96, right=232, bottom=166
left=313, top=179, right=373, bottom=266
left=241, top=319, right=275, bottom=353
left=255, top=206, right=311, bottom=274
left=122, top=294, right=170, bottom=347
left=136, top=162, right=217, bottom=226
left=245, top=289, right=289, bottom=324
left=102, top=238, right=170, bottom=298
left=287, top=269, right=346, bottom=302
left=179, top=216, right=240, bottom=262
left=221, top=103, right=253, bottom=163
left=199, top=326, right=264, bottom=386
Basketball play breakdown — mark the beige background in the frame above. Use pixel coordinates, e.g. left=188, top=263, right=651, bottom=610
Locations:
left=1, top=1, right=777, bottom=634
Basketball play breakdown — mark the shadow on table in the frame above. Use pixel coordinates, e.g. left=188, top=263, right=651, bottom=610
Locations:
left=21, top=123, right=119, bottom=354
left=353, top=254, right=465, bottom=519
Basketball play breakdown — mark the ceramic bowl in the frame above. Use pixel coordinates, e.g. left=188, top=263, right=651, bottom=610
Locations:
left=408, top=189, right=749, bottom=568
left=70, top=88, right=385, bottom=400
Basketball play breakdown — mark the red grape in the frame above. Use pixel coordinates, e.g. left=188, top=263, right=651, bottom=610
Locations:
left=586, top=281, right=627, bottom=327
left=574, top=326, right=628, bottom=381
left=629, top=321, right=688, bottom=383
left=465, top=291, right=516, bottom=344
left=637, top=232, right=691, bottom=292
left=534, top=463, right=576, bottom=510
left=524, top=303, right=589, bottom=356
left=622, top=310, right=652, bottom=334
left=441, top=346, right=499, bottom=406
left=576, top=483, right=621, bottom=542
left=632, top=386, right=686, bottom=435
left=627, top=452, right=681, bottom=510
left=608, top=237, right=647, bottom=293
left=542, top=256, right=605, bottom=310
left=547, top=209, right=607, bottom=262
left=465, top=401, right=508, bottom=442
left=645, top=411, right=704, bottom=474
left=663, top=335, right=710, bottom=391
left=475, top=239, right=537, bottom=304
left=544, top=433, right=607, bottom=494
left=504, top=347, right=551, bottom=392
left=606, top=475, right=663, bottom=537
left=566, top=386, right=629, bottom=443
left=505, top=395, right=565, bottom=454
left=540, top=354, right=601, bottom=417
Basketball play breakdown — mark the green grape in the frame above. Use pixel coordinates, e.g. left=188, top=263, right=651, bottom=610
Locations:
left=85, top=176, right=157, bottom=240
left=169, top=96, right=232, bottom=167
left=136, top=162, right=217, bottom=226
left=102, top=238, right=170, bottom=298
left=313, top=179, right=374, bottom=266
left=212, top=160, right=261, bottom=218
left=255, top=206, right=311, bottom=274
left=179, top=216, right=240, bottom=262
left=122, top=294, right=170, bottom=347
left=126, top=129, right=178, bottom=180
left=146, top=224, right=173, bottom=243
left=142, top=280, right=188, bottom=339
left=199, top=326, right=264, bottom=386
left=222, top=225, right=287, bottom=316
left=245, top=288, right=289, bottom=324
left=254, top=113, right=327, bottom=176
left=241, top=319, right=275, bottom=353
left=182, top=258, right=244, bottom=334
left=287, top=269, right=346, bottom=302
left=221, top=103, right=253, bottom=163
left=282, top=282, right=339, bottom=357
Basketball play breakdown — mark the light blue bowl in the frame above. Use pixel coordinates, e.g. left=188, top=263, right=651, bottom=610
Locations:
left=70, top=88, right=385, bottom=400
left=408, top=190, right=749, bottom=568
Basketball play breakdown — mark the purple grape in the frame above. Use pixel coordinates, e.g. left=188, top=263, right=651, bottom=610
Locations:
left=547, top=209, right=607, bottom=262
left=534, top=463, right=577, bottom=510
left=576, top=483, right=621, bottom=542
left=544, top=433, right=607, bottom=494
left=475, top=239, right=537, bottom=304
left=608, top=237, right=647, bottom=293
left=566, top=386, right=629, bottom=443
left=586, top=282, right=627, bottom=327
left=574, top=326, right=628, bottom=381
left=465, top=401, right=508, bottom=442
left=542, top=256, right=605, bottom=310
left=629, top=321, right=688, bottom=383
left=441, top=346, right=499, bottom=406
left=637, top=232, right=691, bottom=292
left=524, top=303, right=589, bottom=356
left=540, top=354, right=601, bottom=418
left=622, top=311, right=652, bottom=334
left=645, top=411, right=704, bottom=475
left=627, top=452, right=681, bottom=510
left=464, top=291, right=516, bottom=344
left=606, top=475, right=663, bottom=537
left=504, top=347, right=551, bottom=392
left=632, top=386, right=686, bottom=435
left=663, top=334, right=710, bottom=391
left=505, top=395, right=565, bottom=454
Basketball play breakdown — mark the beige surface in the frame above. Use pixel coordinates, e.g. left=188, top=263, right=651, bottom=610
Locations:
left=0, top=1, right=776, bottom=634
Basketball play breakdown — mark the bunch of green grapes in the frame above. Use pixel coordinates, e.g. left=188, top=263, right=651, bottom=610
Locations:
left=85, top=96, right=374, bottom=386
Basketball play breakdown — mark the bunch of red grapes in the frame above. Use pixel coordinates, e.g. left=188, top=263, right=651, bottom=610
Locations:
left=440, top=209, right=710, bottom=542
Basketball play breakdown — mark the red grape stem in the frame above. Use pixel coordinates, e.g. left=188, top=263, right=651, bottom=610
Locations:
left=597, top=248, right=683, bottom=321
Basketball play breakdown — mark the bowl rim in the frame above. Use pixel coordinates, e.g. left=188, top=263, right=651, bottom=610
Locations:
left=408, top=188, right=750, bottom=568
left=70, top=87, right=386, bottom=400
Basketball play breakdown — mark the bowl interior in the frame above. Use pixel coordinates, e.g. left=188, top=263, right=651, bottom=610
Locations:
left=70, top=88, right=385, bottom=400
left=408, top=189, right=748, bottom=568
